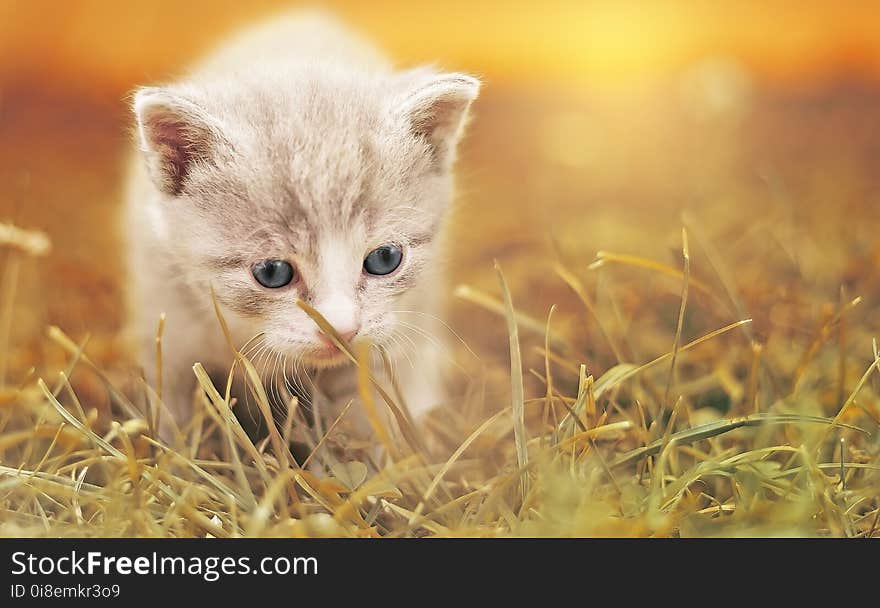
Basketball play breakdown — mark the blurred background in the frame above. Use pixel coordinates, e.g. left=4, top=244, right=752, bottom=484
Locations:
left=3, top=0, right=880, bottom=392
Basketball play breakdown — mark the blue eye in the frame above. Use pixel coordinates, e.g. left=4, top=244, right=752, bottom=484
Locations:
left=363, top=244, right=403, bottom=276
left=252, top=260, right=295, bottom=288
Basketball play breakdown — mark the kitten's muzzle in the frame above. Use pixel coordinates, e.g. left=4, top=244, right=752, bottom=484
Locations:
left=316, top=328, right=359, bottom=352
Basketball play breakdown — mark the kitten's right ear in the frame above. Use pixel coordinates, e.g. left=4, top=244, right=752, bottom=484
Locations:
left=133, top=87, right=228, bottom=196
left=395, top=71, right=480, bottom=169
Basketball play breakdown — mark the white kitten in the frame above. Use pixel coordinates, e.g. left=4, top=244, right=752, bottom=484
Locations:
left=123, top=13, right=479, bottom=443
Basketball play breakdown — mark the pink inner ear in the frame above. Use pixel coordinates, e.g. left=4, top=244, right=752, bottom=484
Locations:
left=136, top=89, right=220, bottom=196
left=411, top=96, right=459, bottom=140
left=142, top=115, right=202, bottom=196
left=402, top=75, right=479, bottom=165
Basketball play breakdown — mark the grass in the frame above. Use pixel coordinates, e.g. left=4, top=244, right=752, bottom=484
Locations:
left=0, top=212, right=879, bottom=539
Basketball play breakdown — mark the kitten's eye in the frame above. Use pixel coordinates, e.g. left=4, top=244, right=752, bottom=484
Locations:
left=363, top=244, right=403, bottom=276
left=252, top=260, right=295, bottom=288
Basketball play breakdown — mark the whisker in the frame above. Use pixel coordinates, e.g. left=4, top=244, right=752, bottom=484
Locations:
left=238, top=332, right=267, bottom=357
left=396, top=319, right=445, bottom=352
left=390, top=309, right=481, bottom=361
left=391, top=316, right=473, bottom=377
left=392, top=326, right=421, bottom=363
left=281, top=353, right=294, bottom=396
left=291, top=353, right=314, bottom=410
left=269, top=351, right=285, bottom=417
left=299, top=356, right=317, bottom=392
left=238, top=336, right=268, bottom=424
left=375, top=343, right=395, bottom=381
left=386, top=329, right=417, bottom=370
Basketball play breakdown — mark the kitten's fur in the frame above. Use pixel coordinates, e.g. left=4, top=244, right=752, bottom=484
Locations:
left=124, top=13, right=479, bottom=442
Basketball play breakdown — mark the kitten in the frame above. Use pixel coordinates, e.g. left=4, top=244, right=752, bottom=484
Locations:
left=123, top=13, right=479, bottom=445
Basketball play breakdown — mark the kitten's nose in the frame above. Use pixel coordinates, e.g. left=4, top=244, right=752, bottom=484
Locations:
left=312, top=293, right=359, bottom=350
left=316, top=327, right=359, bottom=350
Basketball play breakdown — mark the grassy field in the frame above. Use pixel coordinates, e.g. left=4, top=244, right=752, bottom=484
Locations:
left=1, top=67, right=880, bottom=537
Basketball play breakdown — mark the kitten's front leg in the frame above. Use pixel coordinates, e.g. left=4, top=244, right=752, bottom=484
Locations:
left=394, top=343, right=448, bottom=422
left=387, top=279, right=451, bottom=422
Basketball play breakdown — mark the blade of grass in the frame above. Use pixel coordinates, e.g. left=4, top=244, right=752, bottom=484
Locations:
left=588, top=250, right=713, bottom=296
left=815, top=341, right=880, bottom=453
left=46, top=326, right=142, bottom=421
left=682, top=210, right=755, bottom=343
left=0, top=250, right=21, bottom=387
left=594, top=319, right=752, bottom=398
left=555, top=262, right=625, bottom=363
left=453, top=284, right=569, bottom=350
left=495, top=261, right=529, bottom=502
left=611, top=413, right=866, bottom=468
left=663, top=227, right=690, bottom=414
left=296, top=298, right=426, bottom=455
left=542, top=305, right=557, bottom=447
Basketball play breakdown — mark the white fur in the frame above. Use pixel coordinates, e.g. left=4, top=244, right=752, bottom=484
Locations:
left=124, top=12, right=479, bottom=440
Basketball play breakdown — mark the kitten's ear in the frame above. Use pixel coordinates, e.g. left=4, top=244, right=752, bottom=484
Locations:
left=133, top=87, right=228, bottom=196
left=397, top=72, right=480, bottom=167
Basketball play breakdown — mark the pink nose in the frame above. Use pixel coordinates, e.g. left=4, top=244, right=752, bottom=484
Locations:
left=316, top=328, right=359, bottom=350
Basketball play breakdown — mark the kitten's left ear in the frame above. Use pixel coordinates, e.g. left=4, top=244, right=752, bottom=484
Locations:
left=397, top=72, right=481, bottom=167
left=133, top=87, right=230, bottom=196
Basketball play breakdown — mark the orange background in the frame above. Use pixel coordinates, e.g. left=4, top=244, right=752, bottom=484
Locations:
left=3, top=0, right=880, bottom=97
left=2, top=1, right=880, bottom=375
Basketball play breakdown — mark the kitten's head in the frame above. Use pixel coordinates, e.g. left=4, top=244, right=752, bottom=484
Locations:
left=133, top=66, right=479, bottom=367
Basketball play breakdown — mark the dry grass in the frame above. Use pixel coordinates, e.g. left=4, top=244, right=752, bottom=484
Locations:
left=1, top=201, right=879, bottom=538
